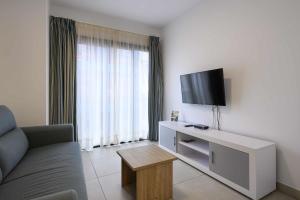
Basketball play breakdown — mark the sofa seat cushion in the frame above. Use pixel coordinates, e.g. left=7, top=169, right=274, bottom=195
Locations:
left=0, top=142, right=87, bottom=200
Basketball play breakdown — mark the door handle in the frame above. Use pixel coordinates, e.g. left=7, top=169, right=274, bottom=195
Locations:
left=174, top=137, right=176, bottom=146
left=211, top=151, right=214, bottom=164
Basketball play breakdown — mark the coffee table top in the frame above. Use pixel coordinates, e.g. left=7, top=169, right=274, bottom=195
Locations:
left=117, top=145, right=177, bottom=171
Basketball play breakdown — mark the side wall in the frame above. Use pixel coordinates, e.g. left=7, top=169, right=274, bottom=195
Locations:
left=162, top=0, right=300, bottom=190
left=0, top=0, right=49, bottom=126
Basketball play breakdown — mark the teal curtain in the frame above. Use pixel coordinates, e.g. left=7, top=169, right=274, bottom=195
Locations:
left=148, top=36, right=164, bottom=141
left=49, top=16, right=77, bottom=140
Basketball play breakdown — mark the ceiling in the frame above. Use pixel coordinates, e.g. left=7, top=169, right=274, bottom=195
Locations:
left=50, top=0, right=202, bottom=27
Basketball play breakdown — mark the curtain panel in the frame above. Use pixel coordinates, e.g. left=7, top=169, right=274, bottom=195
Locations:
left=76, top=22, right=150, bottom=150
left=49, top=16, right=77, bottom=140
left=148, top=36, right=164, bottom=141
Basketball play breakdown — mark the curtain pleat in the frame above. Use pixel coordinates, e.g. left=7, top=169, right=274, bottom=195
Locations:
left=76, top=22, right=149, bottom=150
left=49, top=16, right=77, bottom=140
left=148, top=36, right=164, bottom=141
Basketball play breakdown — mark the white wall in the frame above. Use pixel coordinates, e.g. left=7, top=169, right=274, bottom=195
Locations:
left=162, top=0, right=300, bottom=190
left=0, top=0, right=49, bottom=126
left=50, top=4, right=161, bottom=37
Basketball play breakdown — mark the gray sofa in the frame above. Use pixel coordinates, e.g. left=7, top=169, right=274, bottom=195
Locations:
left=0, top=105, right=87, bottom=200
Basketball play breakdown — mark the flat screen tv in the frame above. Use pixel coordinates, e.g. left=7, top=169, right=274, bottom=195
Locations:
left=180, top=68, right=226, bottom=106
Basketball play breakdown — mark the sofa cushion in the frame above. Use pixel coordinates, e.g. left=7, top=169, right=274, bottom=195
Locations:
left=30, top=189, right=78, bottom=200
left=0, top=142, right=87, bottom=200
left=0, top=128, right=28, bottom=178
left=0, top=105, right=16, bottom=136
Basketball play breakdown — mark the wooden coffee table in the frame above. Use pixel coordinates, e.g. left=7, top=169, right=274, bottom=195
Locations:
left=117, top=145, right=177, bottom=200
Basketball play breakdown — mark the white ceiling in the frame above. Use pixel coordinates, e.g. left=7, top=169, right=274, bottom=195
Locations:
left=50, top=0, right=202, bottom=27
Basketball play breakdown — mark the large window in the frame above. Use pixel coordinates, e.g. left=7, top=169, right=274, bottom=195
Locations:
left=76, top=26, right=149, bottom=150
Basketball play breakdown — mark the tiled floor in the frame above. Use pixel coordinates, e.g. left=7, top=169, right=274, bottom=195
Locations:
left=81, top=141, right=294, bottom=200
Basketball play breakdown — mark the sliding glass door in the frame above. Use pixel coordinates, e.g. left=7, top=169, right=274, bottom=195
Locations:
left=76, top=41, right=149, bottom=150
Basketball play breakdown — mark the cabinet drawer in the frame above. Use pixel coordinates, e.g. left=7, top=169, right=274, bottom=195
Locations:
left=209, top=143, right=249, bottom=189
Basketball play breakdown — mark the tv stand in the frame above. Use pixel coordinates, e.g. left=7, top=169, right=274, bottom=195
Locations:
left=159, top=121, right=276, bottom=200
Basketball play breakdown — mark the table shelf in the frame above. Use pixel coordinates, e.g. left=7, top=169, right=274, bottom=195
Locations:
left=178, top=140, right=209, bottom=156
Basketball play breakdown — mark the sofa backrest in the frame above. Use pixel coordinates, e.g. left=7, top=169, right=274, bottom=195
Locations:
left=0, top=105, right=29, bottom=183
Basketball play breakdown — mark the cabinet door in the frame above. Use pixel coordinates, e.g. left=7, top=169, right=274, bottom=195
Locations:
left=209, top=143, right=249, bottom=189
left=159, top=126, right=176, bottom=152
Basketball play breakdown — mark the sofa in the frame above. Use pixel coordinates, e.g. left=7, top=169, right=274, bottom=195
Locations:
left=0, top=105, right=88, bottom=200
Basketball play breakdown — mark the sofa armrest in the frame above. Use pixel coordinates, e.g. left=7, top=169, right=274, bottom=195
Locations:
left=30, top=190, right=78, bottom=200
left=21, top=124, right=74, bottom=148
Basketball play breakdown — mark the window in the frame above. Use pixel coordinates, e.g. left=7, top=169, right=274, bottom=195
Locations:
left=76, top=32, right=149, bottom=150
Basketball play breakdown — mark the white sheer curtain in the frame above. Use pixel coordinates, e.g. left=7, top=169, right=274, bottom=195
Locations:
left=76, top=22, right=149, bottom=151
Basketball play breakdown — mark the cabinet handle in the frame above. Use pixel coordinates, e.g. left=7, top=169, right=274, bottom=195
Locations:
left=174, top=137, right=176, bottom=146
left=211, top=151, right=214, bottom=164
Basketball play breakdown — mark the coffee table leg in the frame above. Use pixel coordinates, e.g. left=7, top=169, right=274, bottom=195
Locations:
left=136, top=162, right=173, bottom=200
left=121, top=159, right=136, bottom=187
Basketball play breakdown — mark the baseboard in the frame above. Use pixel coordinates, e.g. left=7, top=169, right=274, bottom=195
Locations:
left=277, top=182, right=300, bottom=200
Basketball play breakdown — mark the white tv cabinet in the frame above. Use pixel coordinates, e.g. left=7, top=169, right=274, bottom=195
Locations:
left=159, top=121, right=276, bottom=200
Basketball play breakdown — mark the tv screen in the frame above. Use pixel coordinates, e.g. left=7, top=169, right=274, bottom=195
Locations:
left=180, top=68, right=226, bottom=106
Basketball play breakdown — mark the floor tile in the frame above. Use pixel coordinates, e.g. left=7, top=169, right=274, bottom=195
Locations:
left=81, top=151, right=91, bottom=161
left=86, top=179, right=106, bottom=200
left=119, top=140, right=153, bottom=149
left=99, top=173, right=135, bottom=200
left=173, top=160, right=203, bottom=184
left=173, top=174, right=248, bottom=200
left=89, top=141, right=153, bottom=159
left=262, top=191, right=296, bottom=200
left=81, top=151, right=98, bottom=180
left=92, top=154, right=121, bottom=177
left=89, top=141, right=152, bottom=177
left=82, top=142, right=295, bottom=200
left=89, top=147, right=119, bottom=159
